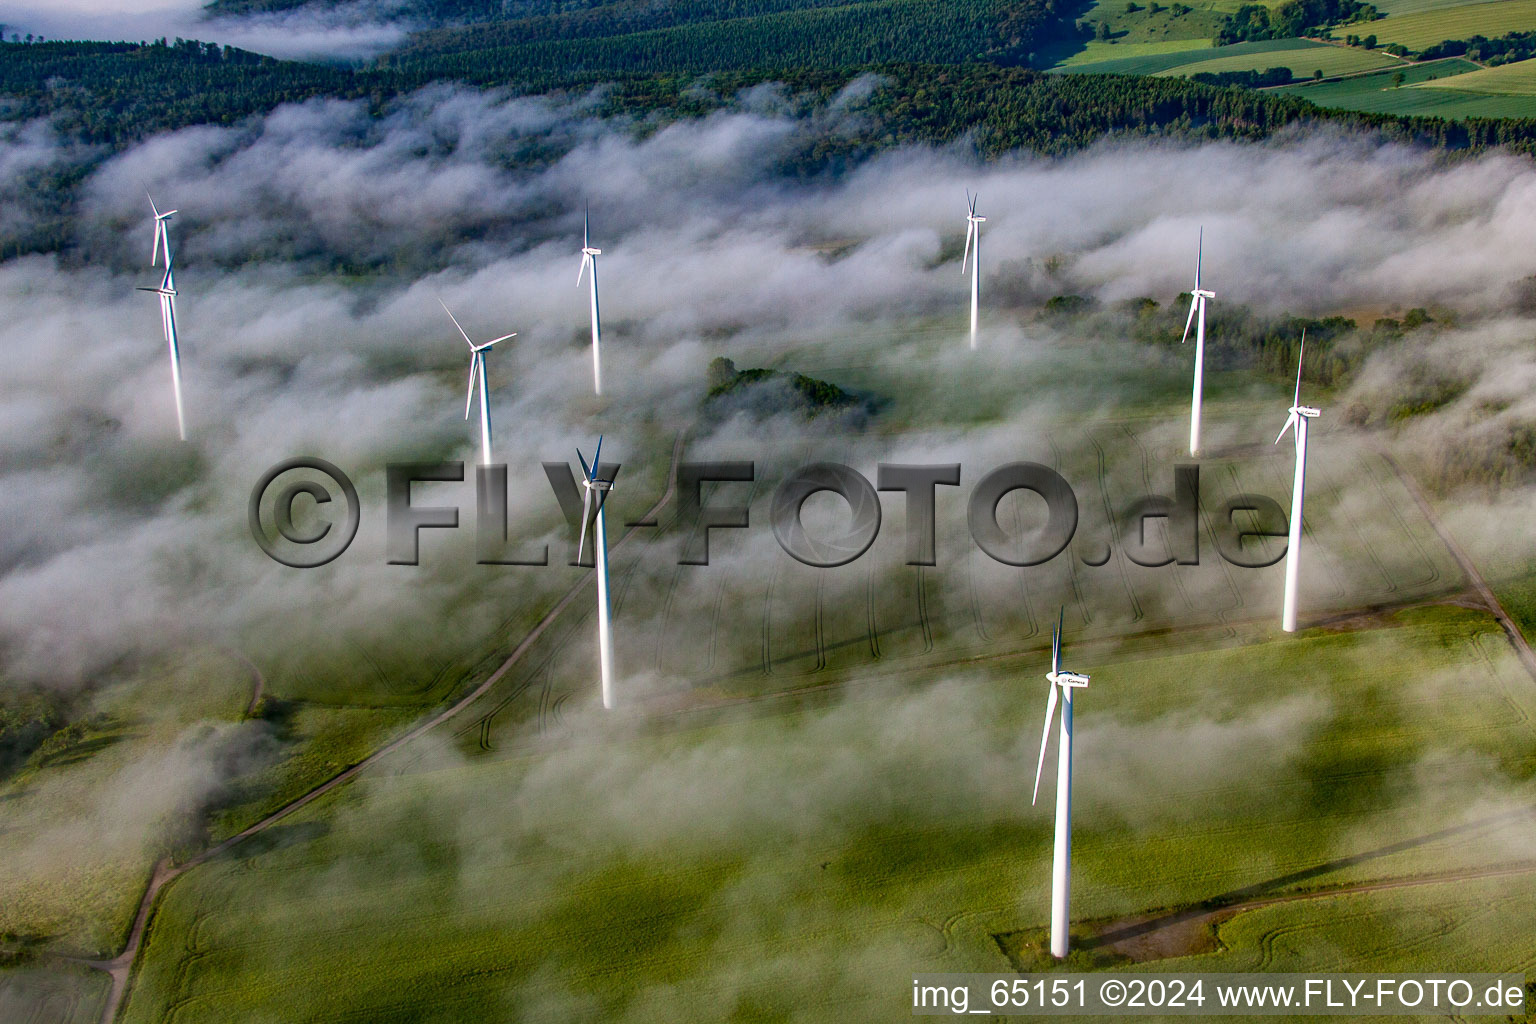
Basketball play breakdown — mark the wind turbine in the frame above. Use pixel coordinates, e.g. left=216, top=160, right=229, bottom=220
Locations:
left=961, top=191, right=986, bottom=350
left=577, top=207, right=603, bottom=395
left=1181, top=227, right=1216, bottom=457
left=441, top=299, right=515, bottom=467
left=1032, top=608, right=1091, bottom=959
left=148, top=193, right=177, bottom=269
left=1275, top=332, right=1319, bottom=633
left=577, top=437, right=616, bottom=710
left=139, top=195, right=185, bottom=440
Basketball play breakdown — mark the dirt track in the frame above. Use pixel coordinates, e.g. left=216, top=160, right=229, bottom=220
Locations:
left=1380, top=450, right=1536, bottom=684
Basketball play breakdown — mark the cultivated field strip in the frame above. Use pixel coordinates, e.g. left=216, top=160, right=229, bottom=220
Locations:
left=117, top=606, right=1536, bottom=1022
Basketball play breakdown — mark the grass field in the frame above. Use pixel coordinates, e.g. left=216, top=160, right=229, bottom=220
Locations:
left=1370, top=0, right=1536, bottom=50
left=1056, top=38, right=1398, bottom=76
left=1155, top=39, right=1403, bottom=77
left=111, top=604, right=1536, bottom=1022
left=1045, top=0, right=1252, bottom=67
left=0, top=652, right=254, bottom=958
left=1414, top=55, right=1536, bottom=93
left=1271, top=57, right=1536, bottom=117
left=1054, top=37, right=1215, bottom=67
left=1369, top=0, right=1485, bottom=15
left=0, top=964, right=108, bottom=1024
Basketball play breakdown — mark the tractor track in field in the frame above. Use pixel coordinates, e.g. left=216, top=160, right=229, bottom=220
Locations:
left=80, top=432, right=688, bottom=1024
left=1075, top=859, right=1536, bottom=965
left=1379, top=450, right=1536, bottom=686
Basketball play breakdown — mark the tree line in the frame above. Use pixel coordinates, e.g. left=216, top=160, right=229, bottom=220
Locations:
left=1213, top=0, right=1380, bottom=45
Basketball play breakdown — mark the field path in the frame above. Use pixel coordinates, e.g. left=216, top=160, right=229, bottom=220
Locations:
left=1380, top=451, right=1536, bottom=683
left=90, top=433, right=687, bottom=1024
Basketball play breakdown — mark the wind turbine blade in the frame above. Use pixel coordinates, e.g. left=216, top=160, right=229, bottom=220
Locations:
left=479, top=333, right=517, bottom=350
left=591, top=435, right=603, bottom=477
left=1275, top=410, right=1298, bottom=445
left=578, top=252, right=589, bottom=286
left=961, top=222, right=973, bottom=276
left=1195, top=226, right=1203, bottom=290
left=1180, top=294, right=1198, bottom=344
left=440, top=299, right=474, bottom=348
left=576, top=447, right=592, bottom=481
left=1053, top=607, right=1062, bottom=676
left=1293, top=329, right=1307, bottom=408
left=1033, top=683, right=1060, bottom=805
left=465, top=357, right=478, bottom=419
left=584, top=204, right=590, bottom=250
left=577, top=485, right=592, bottom=563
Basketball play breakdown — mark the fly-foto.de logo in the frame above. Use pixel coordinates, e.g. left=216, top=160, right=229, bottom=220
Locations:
left=249, top=457, right=1292, bottom=571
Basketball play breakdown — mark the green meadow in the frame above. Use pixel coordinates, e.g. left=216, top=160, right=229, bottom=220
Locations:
left=1156, top=40, right=1402, bottom=77
left=1277, top=59, right=1536, bottom=117
left=1057, top=39, right=1398, bottom=78
left=113, top=606, right=1536, bottom=1022
left=1370, top=0, right=1536, bottom=51
left=1417, top=56, right=1536, bottom=93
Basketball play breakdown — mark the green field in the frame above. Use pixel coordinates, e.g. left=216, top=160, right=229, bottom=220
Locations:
left=0, top=964, right=107, bottom=1024
left=1371, top=0, right=1536, bottom=50
left=1369, top=0, right=1483, bottom=14
left=1416, top=55, right=1536, bottom=92
left=1156, top=39, right=1403, bottom=77
left=1047, top=0, right=1251, bottom=68
left=110, top=606, right=1536, bottom=1022
left=1277, top=58, right=1536, bottom=117
left=1054, top=37, right=1214, bottom=67
left=1057, top=38, right=1398, bottom=77
left=1057, top=38, right=1306, bottom=75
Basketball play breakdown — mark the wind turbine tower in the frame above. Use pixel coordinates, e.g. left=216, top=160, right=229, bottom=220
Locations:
left=962, top=191, right=986, bottom=349
left=1181, top=228, right=1216, bottom=457
left=578, top=207, right=604, bottom=395
left=577, top=437, right=616, bottom=709
left=1275, top=333, right=1319, bottom=633
left=441, top=300, right=515, bottom=466
left=1033, top=609, right=1091, bottom=959
left=140, top=195, right=186, bottom=440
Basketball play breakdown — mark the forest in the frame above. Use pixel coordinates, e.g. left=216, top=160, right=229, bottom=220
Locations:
left=5, top=17, right=1536, bottom=262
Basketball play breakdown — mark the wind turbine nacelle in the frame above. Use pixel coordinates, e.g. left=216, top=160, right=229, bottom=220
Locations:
left=1049, top=671, right=1090, bottom=688
left=1296, top=405, right=1320, bottom=418
left=1195, top=289, right=1215, bottom=300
